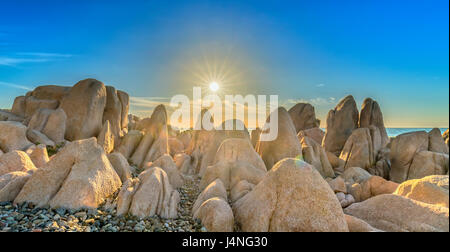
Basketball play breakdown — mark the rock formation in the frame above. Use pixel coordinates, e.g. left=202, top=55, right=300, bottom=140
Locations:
left=287, top=103, right=320, bottom=133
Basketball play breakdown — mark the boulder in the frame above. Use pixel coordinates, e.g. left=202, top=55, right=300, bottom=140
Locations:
left=0, top=109, right=24, bottom=122
left=250, top=128, right=261, bottom=148
left=287, top=103, right=320, bottom=133
left=394, top=175, right=448, bottom=208
left=326, top=151, right=345, bottom=169
left=369, top=147, right=391, bottom=179
left=60, top=79, right=107, bottom=141
left=174, top=153, right=193, bottom=175
left=214, top=138, right=267, bottom=172
left=327, top=176, right=346, bottom=193
left=117, top=90, right=129, bottom=131
left=233, top=158, right=348, bottom=232
left=407, top=151, right=448, bottom=181
left=116, top=130, right=143, bottom=159
left=28, top=85, right=71, bottom=102
left=0, top=151, right=36, bottom=177
left=11, top=96, right=26, bottom=117
left=23, top=96, right=59, bottom=119
left=148, top=154, right=183, bottom=188
left=299, top=136, right=334, bottom=178
left=230, top=180, right=254, bottom=203
left=0, top=171, right=31, bottom=202
left=443, top=129, right=449, bottom=147
left=97, top=120, right=114, bottom=154
left=358, top=98, right=389, bottom=148
left=256, top=107, right=302, bottom=170
left=339, top=127, right=380, bottom=171
left=107, top=152, right=133, bottom=183
left=122, top=167, right=179, bottom=219
left=103, top=86, right=122, bottom=147
left=14, top=138, right=122, bottom=210
left=341, top=167, right=372, bottom=184
left=26, top=129, right=55, bottom=147
left=0, top=121, right=33, bottom=152
left=389, top=131, right=429, bottom=183
left=26, top=144, right=49, bottom=168
left=168, top=137, right=184, bottom=157
left=428, top=128, right=449, bottom=154
left=345, top=214, right=382, bottom=232
left=297, top=127, right=325, bottom=146
left=193, top=178, right=227, bottom=214
left=348, top=176, right=398, bottom=202
left=323, top=95, right=359, bottom=156
left=193, top=197, right=234, bottom=232
left=41, top=108, right=66, bottom=144
left=344, top=194, right=449, bottom=232
left=176, top=131, right=191, bottom=151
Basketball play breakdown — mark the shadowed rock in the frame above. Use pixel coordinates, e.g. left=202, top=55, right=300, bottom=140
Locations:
left=359, top=98, right=389, bottom=148
left=288, top=103, right=320, bottom=133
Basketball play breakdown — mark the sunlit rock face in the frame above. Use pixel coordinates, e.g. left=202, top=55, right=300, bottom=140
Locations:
left=322, top=95, right=359, bottom=156
left=359, top=98, right=389, bottom=148
left=288, top=102, right=320, bottom=133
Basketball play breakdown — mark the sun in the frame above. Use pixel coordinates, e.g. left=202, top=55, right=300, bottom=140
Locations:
left=209, top=81, right=219, bottom=92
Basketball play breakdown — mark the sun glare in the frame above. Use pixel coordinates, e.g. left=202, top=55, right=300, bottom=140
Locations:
left=209, top=81, right=219, bottom=92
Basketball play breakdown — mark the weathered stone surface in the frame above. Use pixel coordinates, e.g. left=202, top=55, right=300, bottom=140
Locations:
left=116, top=130, right=143, bottom=159
left=0, top=109, right=25, bottom=122
left=256, top=107, right=302, bottom=170
left=214, top=138, right=266, bottom=172
left=344, top=194, right=449, bottom=232
left=348, top=176, right=398, bottom=202
left=26, top=129, right=55, bottom=147
left=341, top=167, right=372, bottom=184
left=250, top=128, right=261, bottom=148
left=345, top=214, right=382, bottom=232
left=230, top=180, right=254, bottom=203
left=288, top=103, right=320, bottom=133
left=0, top=121, right=33, bottom=152
left=428, top=128, right=449, bottom=154
left=323, top=95, right=359, bottom=156
left=340, top=127, right=381, bottom=170
left=233, top=158, right=348, bottom=232
left=103, top=86, right=122, bottom=147
left=41, top=108, right=66, bottom=144
left=60, top=78, right=107, bottom=141
left=97, top=120, right=114, bottom=154
left=126, top=167, right=179, bottom=219
left=327, top=176, right=346, bottom=193
left=14, top=138, right=122, bottom=210
left=0, top=171, right=31, bottom=202
left=168, top=137, right=184, bottom=157
left=24, top=96, right=59, bottom=119
left=11, top=96, right=26, bottom=117
left=407, top=151, right=448, bottom=181
left=177, top=131, right=191, bottom=151
left=443, top=129, right=449, bottom=147
left=193, top=178, right=227, bottom=214
left=28, top=85, right=71, bottom=102
left=174, top=153, right=193, bottom=175
left=299, top=136, right=334, bottom=178
left=394, top=175, right=449, bottom=208
left=26, top=144, right=49, bottom=168
left=149, top=154, right=183, bottom=188
left=117, top=90, right=129, bottom=130
left=116, top=177, right=140, bottom=215
left=326, top=151, right=345, bottom=169
left=107, top=152, right=133, bottom=183
left=359, top=98, right=389, bottom=148
left=193, top=197, right=234, bottom=232
left=0, top=151, right=36, bottom=177
left=389, top=131, right=429, bottom=183
left=298, top=127, right=325, bottom=146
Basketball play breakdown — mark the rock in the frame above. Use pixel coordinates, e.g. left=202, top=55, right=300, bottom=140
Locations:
left=126, top=167, right=179, bottom=219
left=256, top=107, right=302, bottom=170
left=117, top=90, right=129, bottom=131
left=214, top=138, right=267, bottom=172
left=28, top=85, right=71, bottom=102
left=0, top=151, right=36, bottom=177
left=116, top=130, right=143, bottom=159
left=116, top=178, right=140, bottom=215
left=176, top=131, right=191, bottom=150
left=443, top=129, right=449, bottom=147
left=323, top=95, right=359, bottom=156
left=26, top=129, right=55, bottom=147
left=168, top=137, right=184, bottom=157
left=14, top=138, right=122, bottom=210
left=233, top=158, right=348, bottom=232
left=97, top=120, right=114, bottom=154
left=339, top=127, right=381, bottom=170
left=107, top=152, right=132, bottom=183
left=193, top=197, right=234, bottom=232
left=394, top=175, right=448, bottom=208
left=0, top=109, right=24, bottom=122
left=341, top=167, right=372, bottom=184
left=345, top=214, right=382, bottom=232
left=348, top=176, right=398, bottom=202
left=407, top=151, right=448, bottom=181
left=26, top=144, right=49, bottom=168
left=11, top=96, right=26, bottom=117
left=174, top=153, right=193, bottom=175
left=148, top=154, right=183, bottom=188
left=0, top=171, right=31, bottom=202
left=102, top=86, right=122, bottom=147
left=230, top=180, right=254, bottom=203
left=389, top=131, right=429, bottom=183
left=358, top=98, right=389, bottom=148
left=428, top=128, right=448, bottom=154
left=369, top=147, right=391, bottom=179
left=60, top=78, right=107, bottom=141
left=250, top=128, right=261, bottom=148
left=326, top=151, right=344, bottom=169
left=41, top=108, right=66, bottom=144
left=340, top=194, right=355, bottom=208
left=288, top=103, right=320, bottom=133
left=299, top=136, right=334, bottom=178
left=344, top=194, right=449, bottom=232
left=24, top=96, right=59, bottom=119
left=193, top=179, right=227, bottom=214
left=327, top=176, right=346, bottom=193
left=0, top=121, right=33, bottom=152
left=297, top=127, right=325, bottom=146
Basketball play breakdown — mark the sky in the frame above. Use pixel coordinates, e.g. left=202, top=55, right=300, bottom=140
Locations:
left=0, top=0, right=448, bottom=128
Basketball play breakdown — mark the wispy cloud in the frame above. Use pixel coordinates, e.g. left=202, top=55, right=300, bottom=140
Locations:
left=0, top=52, right=73, bottom=66
left=0, top=81, right=33, bottom=91
left=316, top=83, right=325, bottom=87
left=285, top=97, right=337, bottom=107
left=16, top=52, right=73, bottom=58
left=0, top=57, right=50, bottom=66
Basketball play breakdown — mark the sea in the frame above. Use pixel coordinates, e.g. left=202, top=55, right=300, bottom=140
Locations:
left=385, top=128, right=448, bottom=138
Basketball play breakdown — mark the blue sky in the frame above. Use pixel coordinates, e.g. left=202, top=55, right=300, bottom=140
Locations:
left=0, top=0, right=448, bottom=127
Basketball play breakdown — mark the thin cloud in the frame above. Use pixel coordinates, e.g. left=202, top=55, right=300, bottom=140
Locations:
left=16, top=52, right=73, bottom=58
left=0, top=81, right=33, bottom=91
left=0, top=52, right=73, bottom=66
left=316, top=83, right=325, bottom=87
